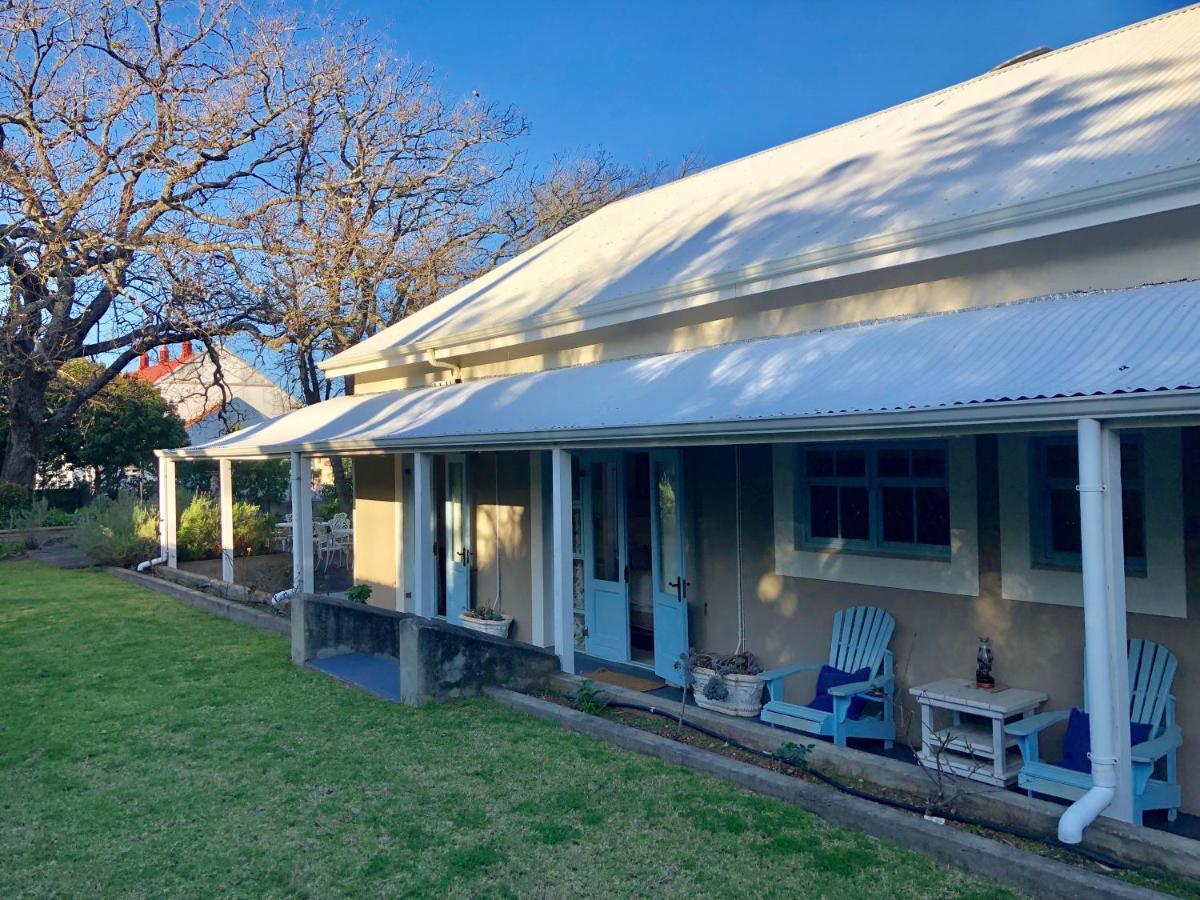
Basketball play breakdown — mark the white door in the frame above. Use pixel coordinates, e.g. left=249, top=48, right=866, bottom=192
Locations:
left=650, top=449, right=689, bottom=684
left=443, top=454, right=471, bottom=621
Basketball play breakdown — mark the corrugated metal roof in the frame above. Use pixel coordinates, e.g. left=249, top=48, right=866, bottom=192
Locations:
left=328, top=7, right=1200, bottom=370
left=174, top=281, right=1200, bottom=457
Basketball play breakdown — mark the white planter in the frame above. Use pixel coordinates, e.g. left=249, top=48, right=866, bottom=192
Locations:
left=691, top=668, right=764, bottom=717
left=459, top=612, right=513, bottom=638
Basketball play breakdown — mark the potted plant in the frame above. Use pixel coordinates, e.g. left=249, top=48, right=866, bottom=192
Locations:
left=691, top=650, right=764, bottom=717
left=459, top=602, right=513, bottom=638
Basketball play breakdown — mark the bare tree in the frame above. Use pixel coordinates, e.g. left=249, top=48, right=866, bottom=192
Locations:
left=0, top=0, right=350, bottom=485
left=254, top=44, right=682, bottom=508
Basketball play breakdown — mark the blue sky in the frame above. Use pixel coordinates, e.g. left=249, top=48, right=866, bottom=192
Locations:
left=335, top=0, right=1184, bottom=174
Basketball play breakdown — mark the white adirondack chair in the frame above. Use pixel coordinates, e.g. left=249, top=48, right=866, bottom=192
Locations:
left=759, top=606, right=896, bottom=748
left=1005, top=638, right=1181, bottom=824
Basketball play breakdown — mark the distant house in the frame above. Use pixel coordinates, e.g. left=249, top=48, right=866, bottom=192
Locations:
left=132, top=343, right=297, bottom=443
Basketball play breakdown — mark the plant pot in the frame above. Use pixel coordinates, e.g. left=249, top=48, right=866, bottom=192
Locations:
left=459, top=612, right=513, bottom=638
left=691, top=667, right=764, bottom=717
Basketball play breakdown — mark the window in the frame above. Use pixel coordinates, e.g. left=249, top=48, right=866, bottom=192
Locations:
left=1030, top=435, right=1146, bottom=574
left=796, top=442, right=950, bottom=557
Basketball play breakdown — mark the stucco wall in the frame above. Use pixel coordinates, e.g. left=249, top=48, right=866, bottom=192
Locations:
left=687, top=435, right=1200, bottom=814
left=470, top=452, right=534, bottom=642
left=352, top=455, right=398, bottom=610
left=354, top=207, right=1200, bottom=393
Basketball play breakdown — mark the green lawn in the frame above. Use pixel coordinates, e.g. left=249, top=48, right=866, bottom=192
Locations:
left=0, top=562, right=1010, bottom=898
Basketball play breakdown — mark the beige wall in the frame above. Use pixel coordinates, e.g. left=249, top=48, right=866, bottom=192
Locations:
left=352, top=455, right=398, bottom=610
left=470, top=452, right=534, bottom=642
left=355, top=207, right=1200, bottom=393
left=687, top=434, right=1200, bottom=814
left=354, top=451, right=534, bottom=634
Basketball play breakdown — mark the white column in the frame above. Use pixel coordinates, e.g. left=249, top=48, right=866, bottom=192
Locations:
left=550, top=448, right=575, bottom=673
left=289, top=452, right=313, bottom=594
left=529, top=451, right=550, bottom=646
left=412, top=451, right=437, bottom=617
left=157, top=455, right=169, bottom=561
left=160, top=456, right=177, bottom=568
left=219, top=458, right=234, bottom=583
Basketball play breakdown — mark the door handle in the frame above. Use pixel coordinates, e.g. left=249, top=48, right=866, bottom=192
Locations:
left=668, top=578, right=682, bottom=602
left=624, top=564, right=629, bottom=583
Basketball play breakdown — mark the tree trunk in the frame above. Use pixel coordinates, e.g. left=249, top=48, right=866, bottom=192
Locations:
left=330, top=458, right=354, bottom=515
left=1, top=374, right=50, bottom=488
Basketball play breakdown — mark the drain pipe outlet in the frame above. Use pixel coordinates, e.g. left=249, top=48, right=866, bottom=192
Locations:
left=271, top=588, right=296, bottom=608
left=136, top=555, right=166, bottom=572
left=1058, top=418, right=1116, bottom=844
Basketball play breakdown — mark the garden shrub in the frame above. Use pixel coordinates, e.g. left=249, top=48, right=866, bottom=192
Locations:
left=73, top=493, right=158, bottom=567
left=0, top=481, right=31, bottom=528
left=177, top=494, right=275, bottom=561
left=177, top=495, right=220, bottom=560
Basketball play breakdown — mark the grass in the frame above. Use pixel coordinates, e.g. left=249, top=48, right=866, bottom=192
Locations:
left=0, top=562, right=1013, bottom=898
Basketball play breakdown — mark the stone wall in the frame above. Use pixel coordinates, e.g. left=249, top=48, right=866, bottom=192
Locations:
left=291, top=593, right=559, bottom=704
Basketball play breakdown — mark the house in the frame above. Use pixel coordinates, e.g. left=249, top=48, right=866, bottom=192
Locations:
left=155, top=8, right=1200, bottom=837
left=133, top=342, right=296, bottom=443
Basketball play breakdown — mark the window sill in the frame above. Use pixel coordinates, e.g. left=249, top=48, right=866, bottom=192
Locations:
left=796, top=543, right=951, bottom=565
left=1030, top=560, right=1148, bottom=579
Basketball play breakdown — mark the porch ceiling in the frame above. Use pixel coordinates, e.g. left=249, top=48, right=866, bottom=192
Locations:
left=164, top=281, right=1200, bottom=459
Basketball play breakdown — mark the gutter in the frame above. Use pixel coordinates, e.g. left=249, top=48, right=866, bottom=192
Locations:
left=1058, top=418, right=1117, bottom=844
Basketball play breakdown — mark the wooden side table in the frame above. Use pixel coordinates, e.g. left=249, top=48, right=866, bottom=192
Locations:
left=909, top=678, right=1048, bottom=786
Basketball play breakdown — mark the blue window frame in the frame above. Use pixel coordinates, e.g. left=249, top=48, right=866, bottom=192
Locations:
left=1029, top=434, right=1146, bottom=574
left=796, top=442, right=951, bottom=557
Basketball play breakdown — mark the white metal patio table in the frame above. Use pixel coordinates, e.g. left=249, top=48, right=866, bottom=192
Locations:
left=909, top=678, right=1048, bottom=787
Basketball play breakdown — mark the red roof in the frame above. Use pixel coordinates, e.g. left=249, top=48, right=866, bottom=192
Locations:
left=132, top=342, right=195, bottom=382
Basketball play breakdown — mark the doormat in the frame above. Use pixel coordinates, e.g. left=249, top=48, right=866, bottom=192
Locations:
left=587, top=668, right=666, bottom=693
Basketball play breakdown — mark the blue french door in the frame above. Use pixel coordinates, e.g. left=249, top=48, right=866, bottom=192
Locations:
left=580, top=452, right=629, bottom=662
left=443, top=454, right=471, bottom=622
left=649, top=450, right=689, bottom=684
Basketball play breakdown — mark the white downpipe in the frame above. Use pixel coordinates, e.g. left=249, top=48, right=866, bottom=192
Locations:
left=734, top=446, right=745, bottom=655
left=1058, top=418, right=1117, bottom=844
left=271, top=587, right=296, bottom=608
left=136, top=556, right=166, bottom=572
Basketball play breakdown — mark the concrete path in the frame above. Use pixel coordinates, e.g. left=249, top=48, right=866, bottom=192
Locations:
left=308, top=653, right=402, bottom=702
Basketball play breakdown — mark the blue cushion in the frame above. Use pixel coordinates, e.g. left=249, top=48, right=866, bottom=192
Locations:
left=809, top=665, right=872, bottom=719
left=1058, top=708, right=1154, bottom=773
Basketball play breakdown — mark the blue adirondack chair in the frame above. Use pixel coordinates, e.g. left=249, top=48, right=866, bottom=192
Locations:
left=759, top=606, right=896, bottom=748
left=1005, top=638, right=1182, bottom=824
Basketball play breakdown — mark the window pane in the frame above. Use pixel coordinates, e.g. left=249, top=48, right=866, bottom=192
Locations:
left=912, top=447, right=946, bottom=479
left=836, top=450, right=866, bottom=478
left=1122, top=488, right=1145, bottom=561
left=881, top=486, right=915, bottom=543
left=572, top=559, right=585, bottom=611
left=1048, top=487, right=1082, bottom=556
left=839, top=485, right=870, bottom=540
left=806, top=449, right=835, bottom=477
left=591, top=462, right=620, bottom=581
left=915, top=486, right=951, bottom=546
left=878, top=449, right=910, bottom=478
left=1044, top=444, right=1078, bottom=481
left=810, top=485, right=838, bottom=538
left=1120, top=440, right=1141, bottom=481
left=653, top=459, right=682, bottom=596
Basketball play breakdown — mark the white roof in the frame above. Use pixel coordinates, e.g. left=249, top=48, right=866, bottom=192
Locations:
left=324, top=7, right=1200, bottom=375
left=169, top=281, right=1200, bottom=458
